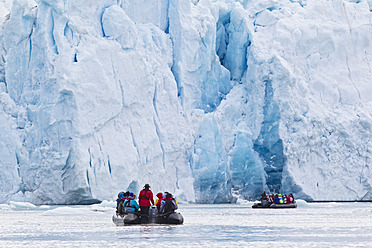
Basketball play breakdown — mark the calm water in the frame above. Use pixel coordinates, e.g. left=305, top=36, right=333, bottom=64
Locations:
left=0, top=201, right=372, bottom=247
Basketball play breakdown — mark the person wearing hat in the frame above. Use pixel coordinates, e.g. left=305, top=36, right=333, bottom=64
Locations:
left=122, top=192, right=139, bottom=214
left=138, top=184, right=154, bottom=218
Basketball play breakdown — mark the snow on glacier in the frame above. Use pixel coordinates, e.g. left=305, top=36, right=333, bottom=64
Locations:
left=0, top=0, right=371, bottom=204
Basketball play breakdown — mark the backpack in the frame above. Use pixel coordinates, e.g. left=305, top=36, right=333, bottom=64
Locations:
left=124, top=200, right=133, bottom=213
left=164, top=198, right=177, bottom=212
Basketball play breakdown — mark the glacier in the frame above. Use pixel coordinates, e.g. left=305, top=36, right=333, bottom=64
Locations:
left=0, top=0, right=371, bottom=204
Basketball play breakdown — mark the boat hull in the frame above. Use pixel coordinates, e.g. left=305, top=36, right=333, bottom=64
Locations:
left=112, top=207, right=184, bottom=226
left=156, top=212, right=184, bottom=224
left=252, top=202, right=297, bottom=209
left=112, top=213, right=141, bottom=226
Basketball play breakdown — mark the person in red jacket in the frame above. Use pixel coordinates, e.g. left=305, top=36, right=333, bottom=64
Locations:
left=155, top=192, right=164, bottom=211
left=138, top=184, right=154, bottom=218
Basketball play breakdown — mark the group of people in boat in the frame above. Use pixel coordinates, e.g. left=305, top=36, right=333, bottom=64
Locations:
left=260, top=191, right=295, bottom=206
left=116, top=183, right=178, bottom=217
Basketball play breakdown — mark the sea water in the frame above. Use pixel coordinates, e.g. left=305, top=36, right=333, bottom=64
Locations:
left=0, top=201, right=372, bottom=247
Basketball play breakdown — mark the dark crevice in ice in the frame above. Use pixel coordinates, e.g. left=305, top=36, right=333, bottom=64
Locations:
left=15, top=152, right=21, bottom=178
left=61, top=149, right=73, bottom=192
left=130, top=126, right=141, bottom=161
left=107, top=156, right=112, bottom=175
left=164, top=0, right=170, bottom=34
left=86, top=170, right=90, bottom=186
left=253, top=80, right=286, bottom=193
left=216, top=13, right=230, bottom=66
left=88, top=147, right=92, bottom=168
left=100, top=8, right=107, bottom=37
left=50, top=10, right=59, bottom=55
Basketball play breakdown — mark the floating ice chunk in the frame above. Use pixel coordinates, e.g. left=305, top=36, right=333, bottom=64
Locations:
left=89, top=200, right=116, bottom=212
left=39, top=205, right=51, bottom=209
left=41, top=206, right=93, bottom=216
left=9, top=201, right=37, bottom=210
left=0, top=204, right=11, bottom=210
left=295, top=199, right=309, bottom=207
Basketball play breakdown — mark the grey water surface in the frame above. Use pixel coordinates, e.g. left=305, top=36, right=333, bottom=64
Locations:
left=1, top=201, right=372, bottom=247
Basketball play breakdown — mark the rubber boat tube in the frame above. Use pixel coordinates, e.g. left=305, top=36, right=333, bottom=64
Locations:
left=252, top=202, right=297, bottom=209
left=112, top=206, right=184, bottom=226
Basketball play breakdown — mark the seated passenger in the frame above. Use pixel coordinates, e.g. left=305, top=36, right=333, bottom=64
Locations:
left=260, top=191, right=269, bottom=206
left=278, top=194, right=284, bottom=204
left=283, top=194, right=288, bottom=204
left=116, top=192, right=124, bottom=212
left=288, top=193, right=294, bottom=203
left=123, top=192, right=139, bottom=214
left=260, top=191, right=268, bottom=200
left=155, top=192, right=164, bottom=211
left=274, top=194, right=280, bottom=204
left=268, top=194, right=274, bottom=203
left=160, top=193, right=178, bottom=214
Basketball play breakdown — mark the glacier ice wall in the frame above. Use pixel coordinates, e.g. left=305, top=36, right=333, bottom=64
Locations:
left=0, top=0, right=371, bottom=204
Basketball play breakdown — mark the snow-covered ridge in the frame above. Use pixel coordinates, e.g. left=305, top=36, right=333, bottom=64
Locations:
left=0, top=0, right=371, bottom=204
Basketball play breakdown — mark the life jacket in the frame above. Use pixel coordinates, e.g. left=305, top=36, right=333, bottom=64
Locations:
left=124, top=200, right=133, bottom=213
left=139, top=188, right=154, bottom=206
left=278, top=194, right=283, bottom=204
left=140, top=189, right=150, bottom=200
left=156, top=197, right=163, bottom=210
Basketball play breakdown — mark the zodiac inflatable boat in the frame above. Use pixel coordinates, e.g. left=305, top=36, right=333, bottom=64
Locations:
left=112, top=206, right=184, bottom=226
left=252, top=202, right=297, bottom=209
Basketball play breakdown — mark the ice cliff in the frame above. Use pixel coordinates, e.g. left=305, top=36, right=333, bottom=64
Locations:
left=0, top=0, right=371, bottom=204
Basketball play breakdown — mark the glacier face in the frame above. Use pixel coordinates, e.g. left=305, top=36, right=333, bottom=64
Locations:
left=0, top=0, right=371, bottom=204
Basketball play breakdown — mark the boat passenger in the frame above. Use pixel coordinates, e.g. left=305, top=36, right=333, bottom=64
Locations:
left=160, top=193, right=178, bottom=214
left=116, top=192, right=124, bottom=213
left=283, top=194, right=288, bottom=204
left=274, top=194, right=280, bottom=204
left=260, top=191, right=268, bottom=200
left=269, top=194, right=274, bottom=203
left=260, top=191, right=269, bottom=206
left=155, top=192, right=164, bottom=211
left=288, top=193, right=294, bottom=203
left=123, top=192, right=139, bottom=214
left=138, top=184, right=155, bottom=217
left=278, top=194, right=284, bottom=204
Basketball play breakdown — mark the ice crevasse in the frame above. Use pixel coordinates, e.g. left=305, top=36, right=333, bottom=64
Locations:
left=0, top=0, right=371, bottom=204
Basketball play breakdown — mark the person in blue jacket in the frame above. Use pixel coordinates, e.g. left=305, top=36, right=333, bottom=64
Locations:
left=123, top=192, right=139, bottom=214
left=274, top=194, right=280, bottom=204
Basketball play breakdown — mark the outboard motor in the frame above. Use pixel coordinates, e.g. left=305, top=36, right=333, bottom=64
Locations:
left=148, top=206, right=158, bottom=223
